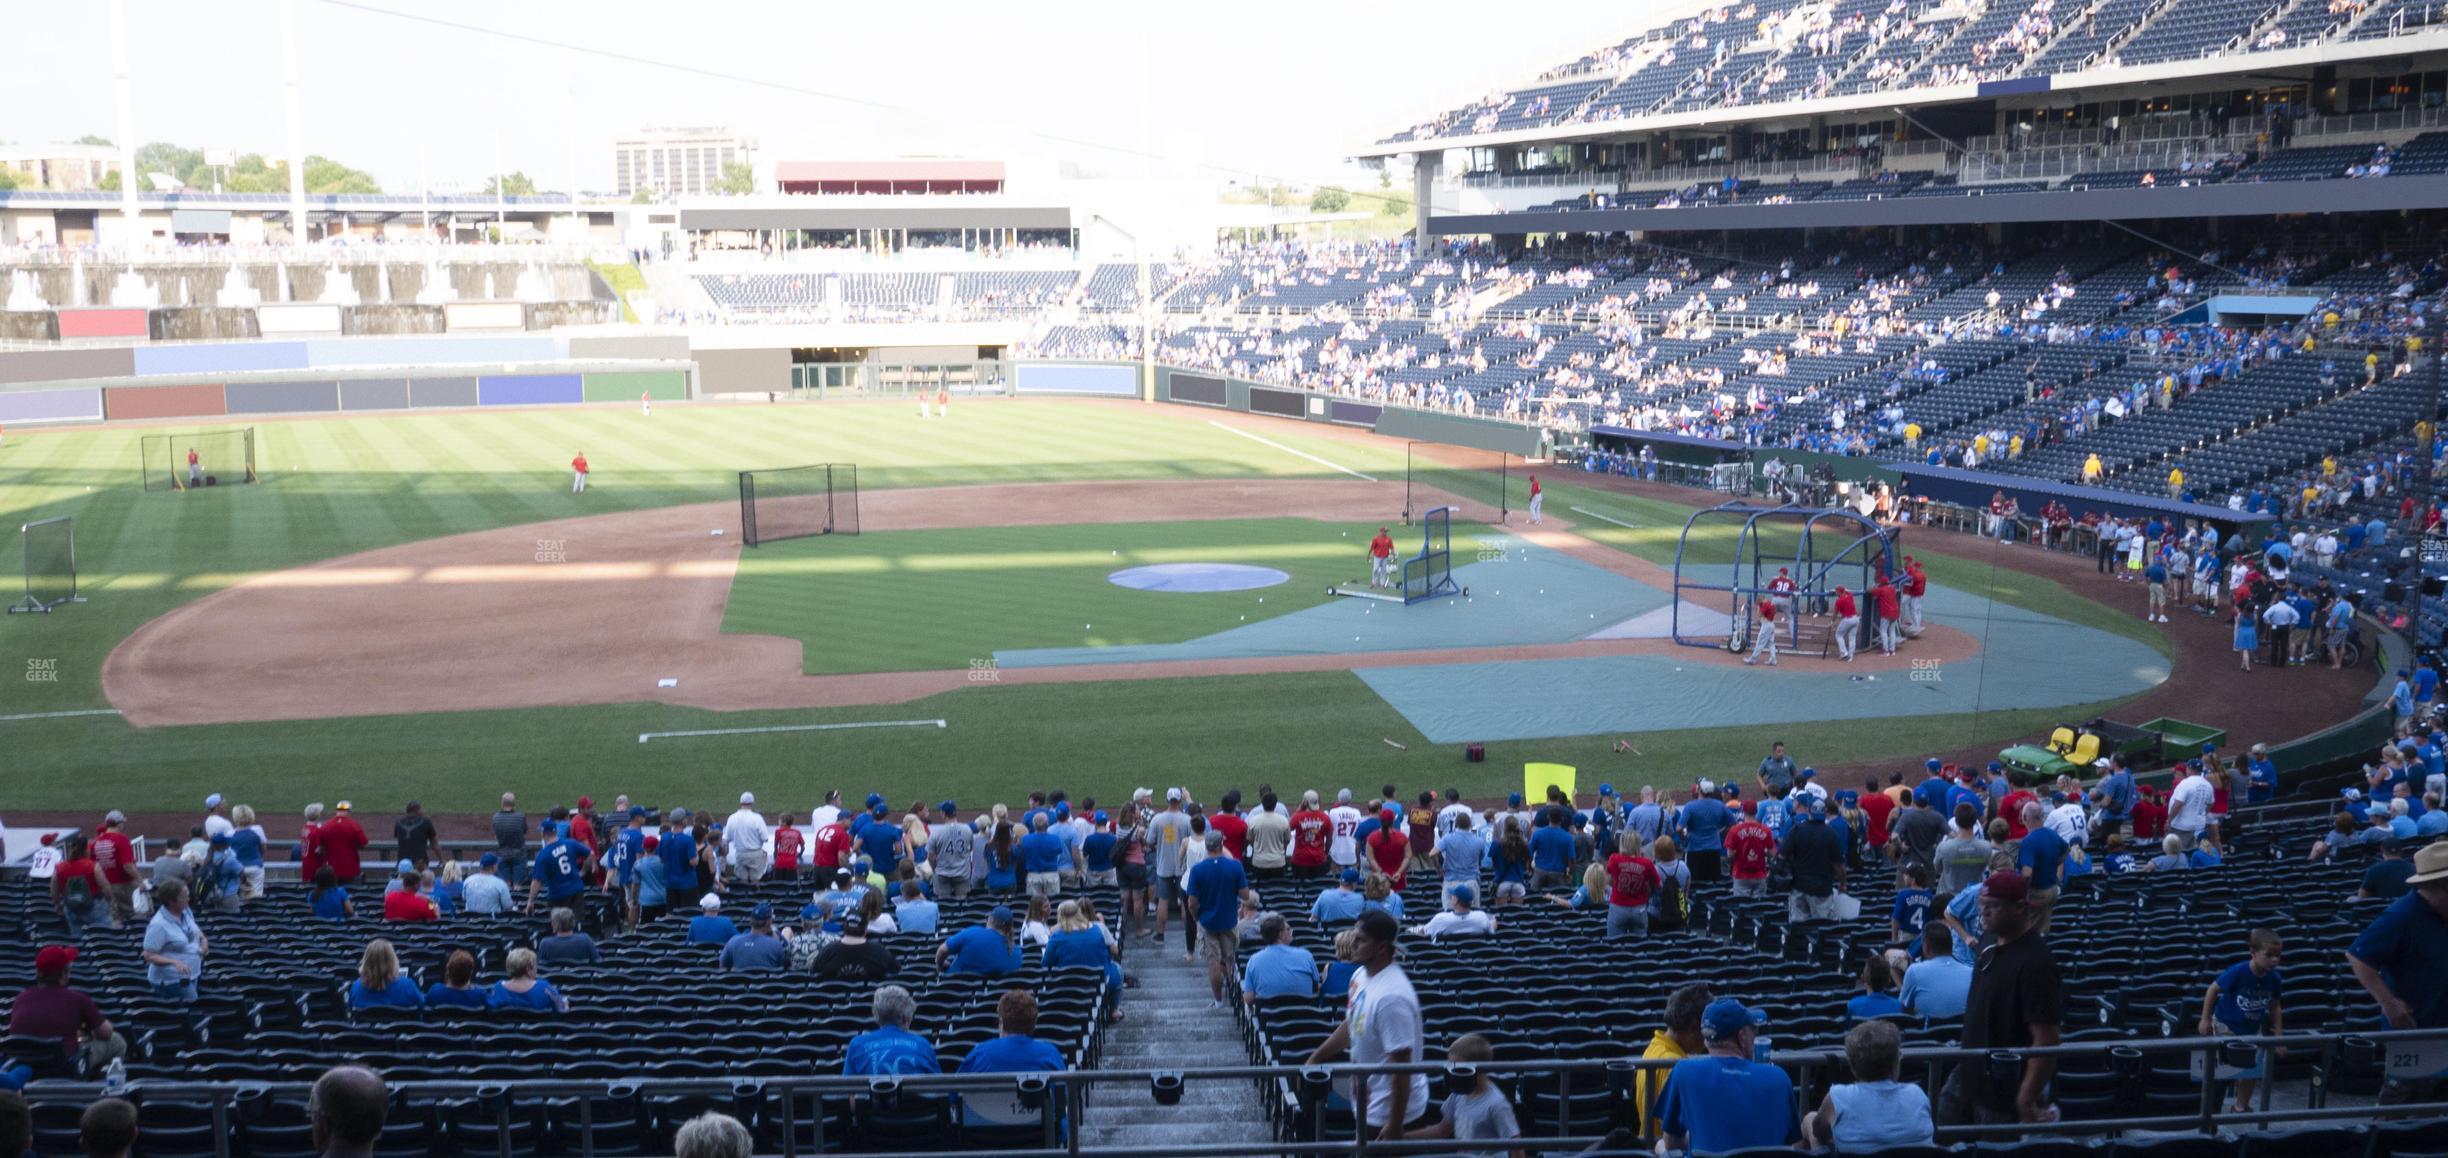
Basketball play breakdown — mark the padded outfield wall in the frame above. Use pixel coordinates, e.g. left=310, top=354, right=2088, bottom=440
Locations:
left=0, top=334, right=692, bottom=426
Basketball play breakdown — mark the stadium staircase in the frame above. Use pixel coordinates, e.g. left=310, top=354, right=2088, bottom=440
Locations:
left=1078, top=948, right=1275, bottom=1151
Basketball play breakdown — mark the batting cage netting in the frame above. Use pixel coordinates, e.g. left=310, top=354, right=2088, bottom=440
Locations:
left=10, top=516, right=86, bottom=613
left=142, top=428, right=258, bottom=492
left=1404, top=441, right=1512, bottom=526
left=739, top=463, right=860, bottom=547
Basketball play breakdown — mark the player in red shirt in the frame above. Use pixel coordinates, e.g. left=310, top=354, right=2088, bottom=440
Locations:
left=319, top=802, right=371, bottom=885
left=1368, top=526, right=1397, bottom=590
left=571, top=451, right=590, bottom=494
left=1871, top=576, right=1902, bottom=655
left=1901, top=556, right=1929, bottom=631
left=1289, top=794, right=1332, bottom=877
left=1723, top=801, right=1776, bottom=896
left=1745, top=596, right=1780, bottom=666
left=1832, top=585, right=1860, bottom=662
left=185, top=446, right=202, bottom=489
left=1528, top=474, right=1544, bottom=524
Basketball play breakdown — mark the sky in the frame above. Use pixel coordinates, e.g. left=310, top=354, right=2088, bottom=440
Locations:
left=1, top=0, right=1692, bottom=196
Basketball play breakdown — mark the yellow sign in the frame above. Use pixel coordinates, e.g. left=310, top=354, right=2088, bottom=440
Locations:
left=1525, top=762, right=1577, bottom=804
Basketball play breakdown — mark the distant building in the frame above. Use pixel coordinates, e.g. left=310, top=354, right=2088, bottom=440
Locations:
left=614, top=128, right=755, bottom=198
left=0, top=144, right=121, bottom=192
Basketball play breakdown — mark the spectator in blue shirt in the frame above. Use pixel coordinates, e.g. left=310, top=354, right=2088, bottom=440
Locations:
left=859, top=805, right=908, bottom=877
left=524, top=824, right=593, bottom=914
left=1312, top=869, right=1366, bottom=925
left=1890, top=864, right=1934, bottom=947
left=1041, top=901, right=1122, bottom=1010
left=1432, top=813, right=1487, bottom=901
left=893, top=880, right=940, bottom=935
left=1241, top=913, right=1319, bottom=1002
left=1530, top=808, right=1578, bottom=889
left=2016, top=803, right=2068, bottom=911
left=1656, top=998, right=1799, bottom=1153
left=1849, top=956, right=1904, bottom=1021
left=1186, top=831, right=1256, bottom=1008
left=2245, top=745, right=2279, bottom=805
left=346, top=939, right=423, bottom=1011
left=486, top=949, right=567, bottom=1013
left=1900, top=925, right=1974, bottom=1020
left=2197, top=929, right=2285, bottom=1114
left=424, top=950, right=487, bottom=1010
left=956, top=989, right=1069, bottom=1128
left=687, top=895, right=736, bottom=945
left=659, top=818, right=701, bottom=910
left=309, top=867, right=353, bottom=923
left=938, top=906, right=1022, bottom=977
left=720, top=905, right=791, bottom=972
left=845, top=985, right=940, bottom=1077
left=1680, top=783, right=1733, bottom=880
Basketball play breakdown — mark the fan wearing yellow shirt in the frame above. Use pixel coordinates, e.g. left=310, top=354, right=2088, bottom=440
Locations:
left=2167, top=467, right=2185, bottom=499
left=1637, top=984, right=1712, bottom=1138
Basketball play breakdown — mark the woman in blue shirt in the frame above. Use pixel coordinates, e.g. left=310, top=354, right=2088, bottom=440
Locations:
left=309, top=867, right=353, bottom=922
left=432, top=860, right=466, bottom=918
left=1360, top=875, right=1405, bottom=921
left=227, top=805, right=267, bottom=900
left=1040, top=902, right=1123, bottom=1014
left=425, top=950, right=488, bottom=1010
left=486, top=949, right=567, bottom=1013
left=984, top=822, right=1019, bottom=895
left=347, top=939, right=424, bottom=1011
left=1320, top=929, right=1363, bottom=1002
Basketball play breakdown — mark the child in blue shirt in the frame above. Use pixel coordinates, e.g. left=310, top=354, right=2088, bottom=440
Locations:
left=2197, top=929, right=2283, bottom=1115
left=1889, top=864, right=1934, bottom=950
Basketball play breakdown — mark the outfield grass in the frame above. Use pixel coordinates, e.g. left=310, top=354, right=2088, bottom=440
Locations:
left=0, top=402, right=2165, bottom=812
left=727, top=518, right=1387, bottom=674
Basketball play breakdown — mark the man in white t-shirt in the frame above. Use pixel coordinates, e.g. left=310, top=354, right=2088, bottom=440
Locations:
left=1308, top=910, right=1431, bottom=1139
left=1327, top=789, right=1365, bottom=869
left=1434, top=790, right=1474, bottom=840
left=2166, top=765, right=2216, bottom=851
left=202, top=794, right=235, bottom=840
left=808, top=790, right=844, bottom=835
left=725, top=793, right=774, bottom=882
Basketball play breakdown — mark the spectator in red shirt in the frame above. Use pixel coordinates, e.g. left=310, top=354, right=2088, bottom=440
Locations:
left=810, top=815, right=852, bottom=872
left=568, top=797, right=598, bottom=857
left=299, top=802, right=328, bottom=885
left=1857, top=778, right=1895, bottom=850
left=2130, top=787, right=2169, bottom=841
left=49, top=837, right=108, bottom=939
left=1365, top=809, right=1409, bottom=891
left=774, top=814, right=805, bottom=880
left=1210, top=791, right=1250, bottom=861
left=319, top=802, right=370, bottom=885
left=1604, top=834, right=1661, bottom=938
left=382, top=872, right=439, bottom=922
left=1289, top=792, right=1333, bottom=878
left=6, top=946, right=126, bottom=1076
left=91, top=812, right=138, bottom=925
left=1724, top=802, right=1777, bottom=897
left=1998, top=778, right=2039, bottom=841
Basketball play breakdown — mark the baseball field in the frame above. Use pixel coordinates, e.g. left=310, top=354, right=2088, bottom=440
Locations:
left=0, top=395, right=2333, bottom=819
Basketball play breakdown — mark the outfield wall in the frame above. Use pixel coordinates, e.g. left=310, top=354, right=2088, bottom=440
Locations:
left=0, top=333, right=695, bottom=425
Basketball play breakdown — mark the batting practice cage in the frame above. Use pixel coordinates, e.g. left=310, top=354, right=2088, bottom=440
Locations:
left=739, top=463, right=861, bottom=547
left=1404, top=441, right=1513, bottom=526
left=1327, top=505, right=1466, bottom=606
left=141, top=428, right=258, bottom=492
left=10, top=516, right=86, bottom=613
left=1669, top=503, right=1896, bottom=655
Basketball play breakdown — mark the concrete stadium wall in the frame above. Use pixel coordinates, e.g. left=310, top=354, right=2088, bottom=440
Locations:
left=0, top=386, right=104, bottom=424
left=696, top=347, right=789, bottom=395
left=1015, top=363, right=1137, bottom=396
left=1141, top=363, right=1544, bottom=457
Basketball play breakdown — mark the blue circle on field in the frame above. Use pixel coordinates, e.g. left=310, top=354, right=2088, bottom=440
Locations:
left=1107, top=563, right=1290, bottom=593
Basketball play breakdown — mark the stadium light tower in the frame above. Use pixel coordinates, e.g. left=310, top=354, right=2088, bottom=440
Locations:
left=280, top=0, right=309, bottom=244
left=1091, top=214, right=1157, bottom=403
left=107, top=0, right=139, bottom=249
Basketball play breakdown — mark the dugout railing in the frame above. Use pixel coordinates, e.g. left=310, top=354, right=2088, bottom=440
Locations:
left=15, top=1028, right=2448, bottom=1158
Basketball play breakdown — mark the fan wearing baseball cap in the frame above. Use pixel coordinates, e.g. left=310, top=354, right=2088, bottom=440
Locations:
left=1938, top=871, right=2064, bottom=1125
left=2348, top=840, right=2448, bottom=1104
left=7, top=946, right=127, bottom=1076
left=1654, top=997, right=1798, bottom=1153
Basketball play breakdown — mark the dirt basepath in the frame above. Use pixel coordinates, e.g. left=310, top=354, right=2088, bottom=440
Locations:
left=100, top=472, right=1983, bottom=728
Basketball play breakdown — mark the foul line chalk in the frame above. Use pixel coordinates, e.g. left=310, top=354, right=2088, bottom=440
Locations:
left=1568, top=505, right=1640, bottom=529
left=1206, top=421, right=1376, bottom=482
left=638, top=718, right=948, bottom=744
left=0, top=709, right=123, bottom=723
